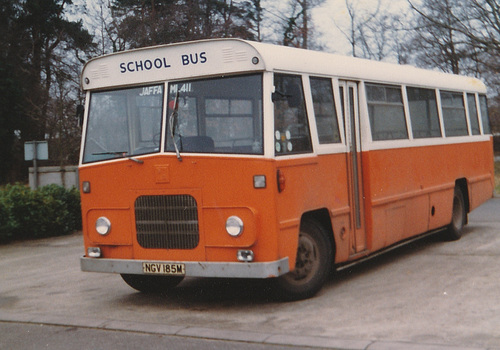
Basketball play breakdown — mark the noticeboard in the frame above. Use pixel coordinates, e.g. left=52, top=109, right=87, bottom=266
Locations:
left=24, top=141, right=49, bottom=161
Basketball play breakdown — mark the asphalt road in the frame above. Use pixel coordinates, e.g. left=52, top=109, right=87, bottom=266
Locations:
left=1, top=198, right=500, bottom=350
left=0, top=322, right=328, bottom=350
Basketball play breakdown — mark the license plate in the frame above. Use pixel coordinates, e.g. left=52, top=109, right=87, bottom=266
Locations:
left=142, top=262, right=186, bottom=276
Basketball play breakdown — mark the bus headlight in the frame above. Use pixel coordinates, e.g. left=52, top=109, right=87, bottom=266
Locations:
left=95, top=217, right=111, bottom=235
left=226, top=216, right=244, bottom=237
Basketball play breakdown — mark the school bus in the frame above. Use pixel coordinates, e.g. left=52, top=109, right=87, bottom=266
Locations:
left=79, top=39, right=494, bottom=300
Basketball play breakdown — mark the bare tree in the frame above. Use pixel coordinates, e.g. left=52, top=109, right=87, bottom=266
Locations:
left=85, top=0, right=126, bottom=54
left=282, top=0, right=324, bottom=49
left=409, top=0, right=500, bottom=72
left=331, top=0, right=381, bottom=57
left=105, top=0, right=260, bottom=49
left=407, top=0, right=474, bottom=74
left=357, top=12, right=409, bottom=62
left=245, top=0, right=264, bottom=41
left=406, top=0, right=500, bottom=134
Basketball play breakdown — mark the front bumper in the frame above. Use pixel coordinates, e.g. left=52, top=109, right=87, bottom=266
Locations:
left=80, top=257, right=289, bottom=279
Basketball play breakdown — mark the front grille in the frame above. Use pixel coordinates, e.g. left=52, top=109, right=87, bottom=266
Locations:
left=135, top=195, right=199, bottom=249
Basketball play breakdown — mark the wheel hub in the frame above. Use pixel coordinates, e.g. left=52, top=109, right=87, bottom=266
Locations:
left=291, top=234, right=318, bottom=281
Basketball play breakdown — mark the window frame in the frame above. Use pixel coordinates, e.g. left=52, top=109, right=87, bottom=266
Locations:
left=309, top=76, right=342, bottom=145
left=365, top=83, right=409, bottom=141
left=466, top=93, right=481, bottom=136
left=273, top=73, right=313, bottom=156
left=439, top=90, right=469, bottom=137
left=82, top=83, right=164, bottom=164
left=405, top=86, right=442, bottom=139
left=165, top=73, right=264, bottom=155
left=479, top=94, right=491, bottom=135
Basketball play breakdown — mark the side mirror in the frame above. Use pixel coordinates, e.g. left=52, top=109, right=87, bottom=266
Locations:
left=271, top=84, right=301, bottom=108
left=76, top=104, right=84, bottom=127
left=272, top=90, right=289, bottom=103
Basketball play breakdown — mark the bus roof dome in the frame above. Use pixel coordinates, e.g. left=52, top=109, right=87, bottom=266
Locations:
left=81, top=38, right=486, bottom=93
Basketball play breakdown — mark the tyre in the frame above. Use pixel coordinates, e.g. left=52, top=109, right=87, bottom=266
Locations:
left=120, top=274, right=184, bottom=293
left=273, top=219, right=333, bottom=301
left=444, top=187, right=467, bottom=241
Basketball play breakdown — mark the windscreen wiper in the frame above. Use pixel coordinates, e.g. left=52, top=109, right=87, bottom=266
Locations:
left=169, top=91, right=183, bottom=162
left=92, top=151, right=144, bottom=164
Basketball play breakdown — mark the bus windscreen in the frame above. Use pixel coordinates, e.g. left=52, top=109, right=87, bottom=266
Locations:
left=83, top=84, right=164, bottom=163
left=166, top=74, right=263, bottom=155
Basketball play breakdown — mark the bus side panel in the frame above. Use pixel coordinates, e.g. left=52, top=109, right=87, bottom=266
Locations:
left=428, top=188, right=454, bottom=231
left=469, top=137, right=495, bottom=212
left=275, top=154, right=351, bottom=269
left=364, top=147, right=430, bottom=250
left=364, top=140, right=493, bottom=252
left=470, top=176, right=495, bottom=211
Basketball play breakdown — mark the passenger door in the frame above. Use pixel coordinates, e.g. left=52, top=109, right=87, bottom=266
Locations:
left=339, top=81, right=366, bottom=255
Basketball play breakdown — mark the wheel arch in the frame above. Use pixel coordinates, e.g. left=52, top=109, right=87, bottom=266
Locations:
left=300, top=208, right=336, bottom=263
left=455, top=178, right=470, bottom=214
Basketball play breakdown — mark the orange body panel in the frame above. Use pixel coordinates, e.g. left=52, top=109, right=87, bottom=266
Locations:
left=80, top=155, right=280, bottom=264
left=274, top=154, right=351, bottom=268
left=80, top=153, right=352, bottom=271
left=362, top=140, right=494, bottom=252
left=80, top=139, right=494, bottom=271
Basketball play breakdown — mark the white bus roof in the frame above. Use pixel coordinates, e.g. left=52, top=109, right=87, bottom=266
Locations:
left=81, top=38, right=486, bottom=93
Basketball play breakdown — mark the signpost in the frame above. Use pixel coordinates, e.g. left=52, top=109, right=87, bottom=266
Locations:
left=24, top=141, right=49, bottom=189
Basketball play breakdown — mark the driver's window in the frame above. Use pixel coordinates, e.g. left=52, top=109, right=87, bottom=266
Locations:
left=273, top=74, right=312, bottom=155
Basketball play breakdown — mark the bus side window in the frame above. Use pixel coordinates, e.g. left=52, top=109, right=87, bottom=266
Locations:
left=366, top=83, right=408, bottom=141
left=467, top=93, right=481, bottom=135
left=273, top=74, right=312, bottom=155
left=479, top=95, right=491, bottom=134
left=339, top=86, right=346, bottom=138
left=310, top=77, right=341, bottom=144
left=407, top=87, right=441, bottom=138
left=440, top=91, right=468, bottom=137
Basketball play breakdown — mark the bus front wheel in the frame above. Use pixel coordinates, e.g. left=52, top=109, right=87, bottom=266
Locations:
left=273, top=219, right=333, bottom=301
left=445, top=187, right=467, bottom=241
left=121, top=274, right=184, bottom=293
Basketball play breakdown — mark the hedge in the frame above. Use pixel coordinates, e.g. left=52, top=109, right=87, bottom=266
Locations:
left=0, top=184, right=81, bottom=243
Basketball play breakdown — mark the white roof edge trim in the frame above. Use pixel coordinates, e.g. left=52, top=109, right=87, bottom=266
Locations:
left=245, top=41, right=486, bottom=93
left=363, top=134, right=491, bottom=151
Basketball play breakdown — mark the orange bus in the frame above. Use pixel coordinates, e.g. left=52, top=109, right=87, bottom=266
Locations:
left=79, top=39, right=494, bottom=300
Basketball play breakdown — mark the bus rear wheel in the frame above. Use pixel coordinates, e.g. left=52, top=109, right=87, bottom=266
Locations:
left=120, top=274, right=184, bottom=293
left=273, top=220, right=333, bottom=301
left=444, top=187, right=467, bottom=241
